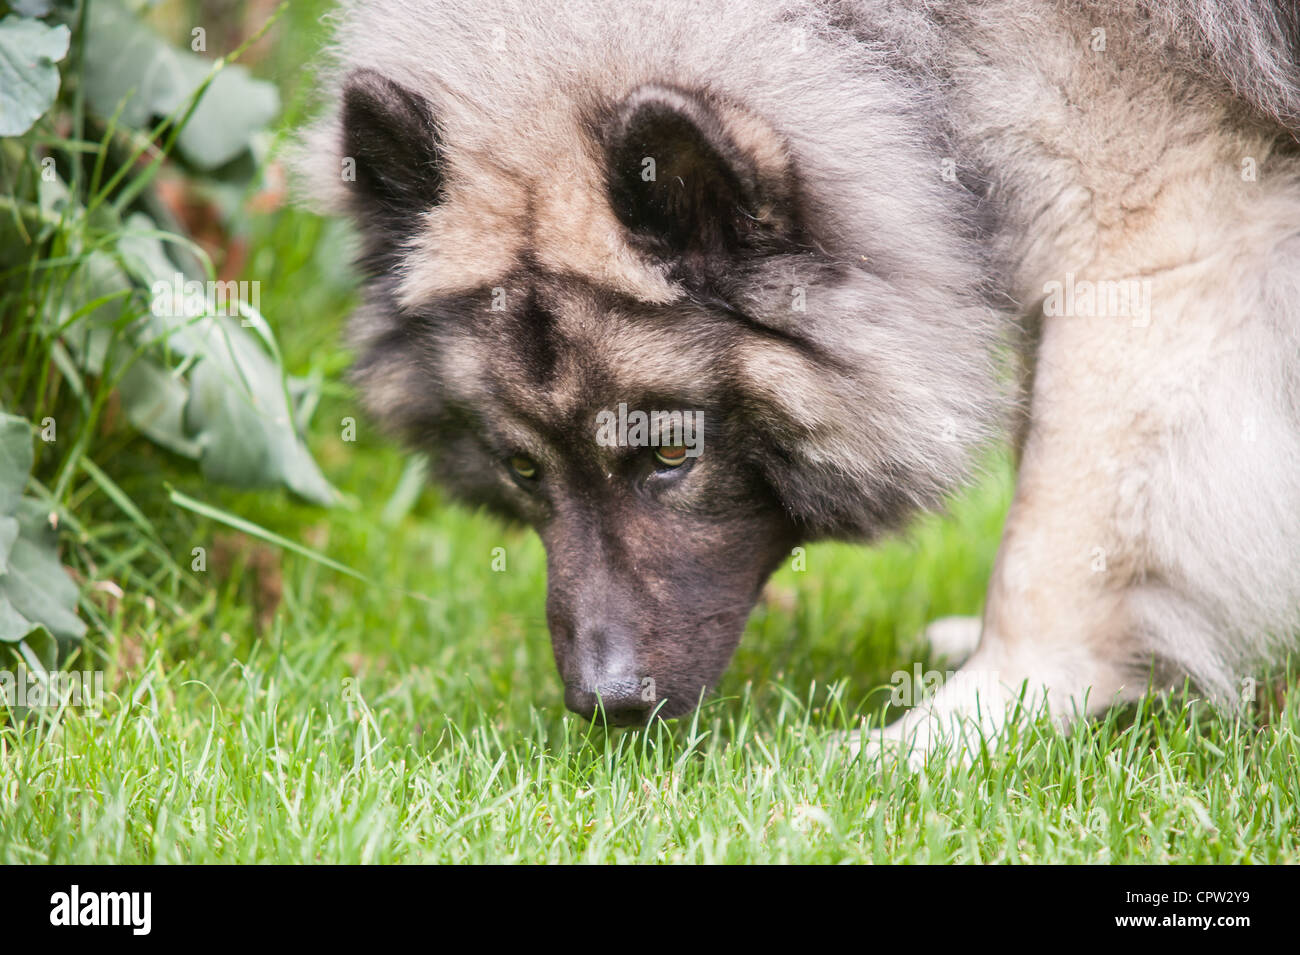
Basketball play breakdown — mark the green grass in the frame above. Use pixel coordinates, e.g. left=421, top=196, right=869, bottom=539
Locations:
left=3, top=499, right=1299, bottom=864
left=3, top=447, right=1298, bottom=862
left=1, top=0, right=1298, bottom=865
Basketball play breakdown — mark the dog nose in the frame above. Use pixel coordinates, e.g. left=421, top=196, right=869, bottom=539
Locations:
left=560, top=622, right=649, bottom=724
left=564, top=680, right=650, bottom=725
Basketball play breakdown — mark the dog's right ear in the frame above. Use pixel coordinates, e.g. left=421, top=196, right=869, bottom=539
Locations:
left=341, top=69, right=444, bottom=272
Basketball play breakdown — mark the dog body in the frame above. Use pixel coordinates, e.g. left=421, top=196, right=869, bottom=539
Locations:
left=297, top=0, right=1300, bottom=750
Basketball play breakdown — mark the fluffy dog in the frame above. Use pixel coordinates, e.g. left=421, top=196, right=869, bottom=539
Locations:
left=294, top=0, right=1300, bottom=754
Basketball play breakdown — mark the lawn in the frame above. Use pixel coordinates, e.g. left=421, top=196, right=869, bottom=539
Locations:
left=0, top=0, right=1297, bottom=865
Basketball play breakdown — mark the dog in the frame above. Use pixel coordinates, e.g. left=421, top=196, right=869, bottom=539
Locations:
left=293, top=0, right=1300, bottom=757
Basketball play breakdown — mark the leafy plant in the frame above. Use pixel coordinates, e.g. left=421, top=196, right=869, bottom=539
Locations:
left=2, top=0, right=333, bottom=504
left=0, top=0, right=336, bottom=662
left=0, top=410, right=83, bottom=674
left=0, top=12, right=69, bottom=136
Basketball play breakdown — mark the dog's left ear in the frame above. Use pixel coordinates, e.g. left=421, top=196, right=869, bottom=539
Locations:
left=604, top=85, right=799, bottom=272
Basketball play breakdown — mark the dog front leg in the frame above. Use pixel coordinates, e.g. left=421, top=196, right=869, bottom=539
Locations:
left=854, top=295, right=1167, bottom=764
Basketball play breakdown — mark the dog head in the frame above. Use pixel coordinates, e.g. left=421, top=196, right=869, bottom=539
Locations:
left=297, top=2, right=1005, bottom=723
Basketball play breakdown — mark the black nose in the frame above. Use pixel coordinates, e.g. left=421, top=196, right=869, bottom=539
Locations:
left=561, top=622, right=649, bottom=725
left=564, top=680, right=650, bottom=726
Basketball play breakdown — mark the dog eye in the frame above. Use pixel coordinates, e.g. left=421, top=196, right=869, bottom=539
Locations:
left=508, top=455, right=539, bottom=482
left=654, top=445, right=689, bottom=468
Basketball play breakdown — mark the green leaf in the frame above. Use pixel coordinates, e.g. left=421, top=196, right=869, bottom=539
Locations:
left=10, top=497, right=56, bottom=547
left=0, top=516, right=18, bottom=571
left=0, top=499, right=81, bottom=652
left=184, top=332, right=336, bottom=504
left=0, top=15, right=70, bottom=137
left=11, top=0, right=55, bottom=17
left=115, top=357, right=203, bottom=459
left=0, top=533, right=85, bottom=642
left=119, top=218, right=335, bottom=504
left=0, top=413, right=33, bottom=516
left=48, top=214, right=336, bottom=504
left=82, top=0, right=278, bottom=170
left=0, top=591, right=35, bottom=643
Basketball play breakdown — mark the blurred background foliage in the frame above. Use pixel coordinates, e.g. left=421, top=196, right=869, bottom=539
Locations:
left=0, top=0, right=367, bottom=680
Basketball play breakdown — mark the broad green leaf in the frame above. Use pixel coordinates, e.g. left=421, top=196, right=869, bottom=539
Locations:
left=11, top=497, right=56, bottom=546
left=11, top=0, right=55, bottom=17
left=0, top=516, right=18, bottom=571
left=50, top=214, right=335, bottom=504
left=184, top=322, right=335, bottom=504
left=0, top=413, right=33, bottom=516
left=174, top=63, right=279, bottom=173
left=0, top=15, right=70, bottom=136
left=0, top=533, right=85, bottom=641
left=115, top=357, right=202, bottom=459
left=119, top=218, right=335, bottom=503
left=0, top=591, right=34, bottom=643
left=83, top=0, right=278, bottom=170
